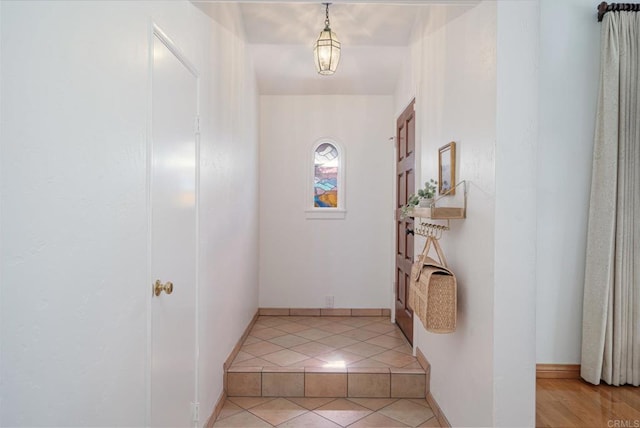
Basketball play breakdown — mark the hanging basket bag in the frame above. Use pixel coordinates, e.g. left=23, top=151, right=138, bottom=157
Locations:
left=408, top=236, right=457, bottom=334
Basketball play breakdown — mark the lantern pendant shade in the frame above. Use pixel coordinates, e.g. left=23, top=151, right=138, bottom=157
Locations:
left=314, top=3, right=340, bottom=75
left=314, top=28, right=340, bottom=75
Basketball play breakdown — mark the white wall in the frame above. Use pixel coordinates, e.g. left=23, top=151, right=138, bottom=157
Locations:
left=195, top=4, right=260, bottom=420
left=259, top=95, right=394, bottom=309
left=395, top=3, right=498, bottom=426
left=494, top=1, right=538, bottom=425
left=536, top=0, right=600, bottom=364
left=0, top=1, right=258, bottom=425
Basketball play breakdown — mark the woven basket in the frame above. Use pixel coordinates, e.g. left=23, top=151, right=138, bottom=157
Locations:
left=408, top=243, right=457, bottom=334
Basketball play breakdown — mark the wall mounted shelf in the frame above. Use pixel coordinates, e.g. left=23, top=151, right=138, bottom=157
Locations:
left=406, top=181, right=467, bottom=238
left=408, top=180, right=467, bottom=220
left=410, top=206, right=465, bottom=220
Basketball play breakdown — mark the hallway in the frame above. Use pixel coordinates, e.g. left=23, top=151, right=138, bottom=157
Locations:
left=1, top=0, right=583, bottom=426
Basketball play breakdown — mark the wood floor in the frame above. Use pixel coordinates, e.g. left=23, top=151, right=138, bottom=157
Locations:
left=537, top=378, right=640, bottom=427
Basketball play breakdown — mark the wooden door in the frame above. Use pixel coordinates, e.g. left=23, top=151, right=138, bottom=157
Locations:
left=395, top=100, right=415, bottom=344
left=150, top=29, right=198, bottom=427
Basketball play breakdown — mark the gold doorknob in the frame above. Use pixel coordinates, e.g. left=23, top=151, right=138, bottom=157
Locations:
left=154, top=280, right=174, bottom=296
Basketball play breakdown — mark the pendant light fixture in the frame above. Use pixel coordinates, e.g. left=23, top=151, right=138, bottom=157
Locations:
left=313, top=3, right=341, bottom=75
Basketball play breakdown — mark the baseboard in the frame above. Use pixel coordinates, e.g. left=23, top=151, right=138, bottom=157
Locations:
left=415, top=347, right=431, bottom=396
left=426, top=392, right=452, bottom=428
left=259, top=307, right=391, bottom=317
left=536, top=364, right=581, bottom=379
left=204, top=390, right=226, bottom=428
left=416, top=347, right=451, bottom=428
left=223, top=309, right=260, bottom=373
left=205, top=309, right=259, bottom=426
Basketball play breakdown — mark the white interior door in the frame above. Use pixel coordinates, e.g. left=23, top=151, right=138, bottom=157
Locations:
left=150, top=29, right=198, bottom=427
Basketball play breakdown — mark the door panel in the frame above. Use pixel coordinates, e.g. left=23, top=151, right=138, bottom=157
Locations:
left=395, top=100, right=415, bottom=344
left=150, top=33, right=198, bottom=427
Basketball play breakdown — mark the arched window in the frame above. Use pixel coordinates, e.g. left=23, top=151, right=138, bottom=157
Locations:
left=307, top=140, right=345, bottom=219
left=314, top=142, right=339, bottom=207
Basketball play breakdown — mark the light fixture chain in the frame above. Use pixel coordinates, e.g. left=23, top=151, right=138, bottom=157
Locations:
left=324, top=3, right=331, bottom=29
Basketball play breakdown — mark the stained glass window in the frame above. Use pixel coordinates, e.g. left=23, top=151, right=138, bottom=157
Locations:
left=314, top=142, right=339, bottom=208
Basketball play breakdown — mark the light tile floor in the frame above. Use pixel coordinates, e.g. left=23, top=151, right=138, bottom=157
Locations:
left=213, top=396, right=441, bottom=427
left=230, top=316, right=420, bottom=370
left=217, top=316, right=441, bottom=426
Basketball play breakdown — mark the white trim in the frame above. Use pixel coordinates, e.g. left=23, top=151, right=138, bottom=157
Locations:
left=145, top=20, right=154, bottom=427
left=193, top=84, right=201, bottom=428
left=305, top=209, right=347, bottom=220
left=152, top=24, right=199, bottom=78
left=306, top=138, right=346, bottom=219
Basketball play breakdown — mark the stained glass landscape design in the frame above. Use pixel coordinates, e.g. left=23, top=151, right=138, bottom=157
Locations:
left=314, top=143, right=339, bottom=208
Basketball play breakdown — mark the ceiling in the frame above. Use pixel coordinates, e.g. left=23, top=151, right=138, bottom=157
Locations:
left=194, top=2, right=476, bottom=95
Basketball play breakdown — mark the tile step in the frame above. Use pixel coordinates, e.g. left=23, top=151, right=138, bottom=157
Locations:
left=226, top=366, right=427, bottom=399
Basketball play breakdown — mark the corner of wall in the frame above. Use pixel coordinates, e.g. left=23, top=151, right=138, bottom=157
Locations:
left=397, top=1, right=499, bottom=426
left=494, top=0, right=539, bottom=426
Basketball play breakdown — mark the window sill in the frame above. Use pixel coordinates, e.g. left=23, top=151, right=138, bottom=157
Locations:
left=305, top=209, right=347, bottom=220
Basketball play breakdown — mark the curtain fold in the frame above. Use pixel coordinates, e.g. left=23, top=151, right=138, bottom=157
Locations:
left=581, top=11, right=640, bottom=387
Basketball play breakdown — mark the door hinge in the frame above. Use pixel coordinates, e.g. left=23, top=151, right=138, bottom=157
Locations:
left=195, top=115, right=200, bottom=134
left=191, top=402, right=199, bottom=423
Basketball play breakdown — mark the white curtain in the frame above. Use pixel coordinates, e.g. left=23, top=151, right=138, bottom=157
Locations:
left=581, top=11, right=640, bottom=387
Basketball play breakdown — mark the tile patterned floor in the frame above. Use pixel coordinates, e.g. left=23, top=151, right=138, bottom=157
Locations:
left=213, top=397, right=441, bottom=427
left=218, top=316, right=439, bottom=425
left=230, top=316, right=420, bottom=370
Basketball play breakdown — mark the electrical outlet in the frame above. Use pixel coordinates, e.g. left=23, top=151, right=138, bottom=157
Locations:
left=325, top=295, right=334, bottom=308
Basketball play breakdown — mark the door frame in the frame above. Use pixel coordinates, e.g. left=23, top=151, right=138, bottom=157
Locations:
left=146, top=22, right=201, bottom=426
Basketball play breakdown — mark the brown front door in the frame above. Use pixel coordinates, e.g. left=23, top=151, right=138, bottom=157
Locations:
left=395, top=100, right=415, bottom=344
